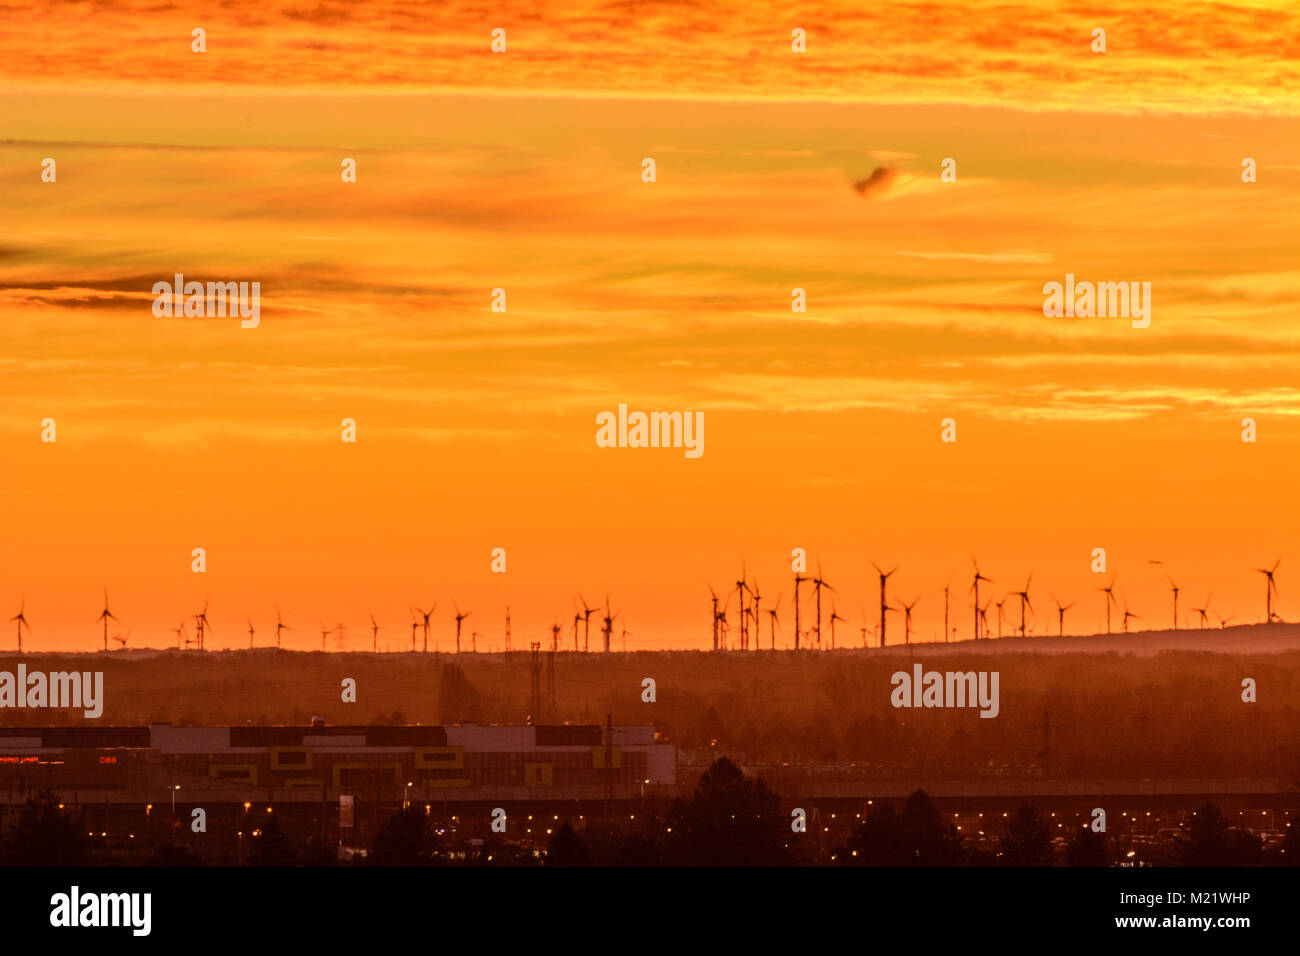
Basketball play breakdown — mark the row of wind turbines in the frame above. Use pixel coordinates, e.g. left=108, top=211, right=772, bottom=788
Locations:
left=5, top=592, right=632, bottom=655
left=1, top=559, right=1284, bottom=653
left=708, top=557, right=1285, bottom=650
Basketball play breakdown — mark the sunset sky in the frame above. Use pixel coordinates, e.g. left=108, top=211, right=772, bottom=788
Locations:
left=2, top=1, right=1297, bottom=651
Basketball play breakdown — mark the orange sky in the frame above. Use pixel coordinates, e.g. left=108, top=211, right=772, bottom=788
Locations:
left=1, top=1, right=1297, bottom=651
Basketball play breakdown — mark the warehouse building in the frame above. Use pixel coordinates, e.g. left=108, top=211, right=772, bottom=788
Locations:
left=0, top=722, right=675, bottom=805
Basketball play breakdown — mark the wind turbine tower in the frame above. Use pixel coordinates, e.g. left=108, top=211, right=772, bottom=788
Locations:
left=872, top=562, right=897, bottom=648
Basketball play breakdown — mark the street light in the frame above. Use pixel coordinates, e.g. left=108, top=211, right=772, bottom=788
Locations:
left=171, top=785, right=180, bottom=816
left=239, top=803, right=251, bottom=865
left=404, top=781, right=413, bottom=809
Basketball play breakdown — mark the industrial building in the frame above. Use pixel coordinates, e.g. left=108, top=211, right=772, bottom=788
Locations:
left=0, top=721, right=675, bottom=808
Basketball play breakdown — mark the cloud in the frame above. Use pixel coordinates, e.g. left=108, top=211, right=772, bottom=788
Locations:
left=4, top=0, right=1295, bottom=114
left=852, top=166, right=898, bottom=198
left=867, top=149, right=918, bottom=162
left=898, top=251, right=1053, bottom=264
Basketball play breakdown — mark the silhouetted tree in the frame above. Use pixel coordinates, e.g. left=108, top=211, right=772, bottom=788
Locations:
left=1283, top=813, right=1300, bottom=865
left=580, top=822, right=664, bottom=866
left=1226, top=826, right=1262, bottom=865
left=546, top=822, right=589, bottom=866
left=665, top=758, right=786, bottom=865
left=303, top=835, right=339, bottom=866
left=841, top=790, right=967, bottom=865
left=5, top=790, right=87, bottom=866
left=474, top=834, right=536, bottom=866
left=143, top=841, right=202, bottom=866
left=370, top=807, right=433, bottom=865
left=1001, top=804, right=1055, bottom=866
left=1173, top=803, right=1234, bottom=866
left=615, top=829, right=663, bottom=866
left=249, top=812, right=298, bottom=866
left=1065, top=826, right=1109, bottom=867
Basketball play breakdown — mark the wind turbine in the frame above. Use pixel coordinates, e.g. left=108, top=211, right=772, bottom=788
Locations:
left=715, top=603, right=730, bottom=651
left=900, top=596, right=919, bottom=645
left=734, top=565, right=752, bottom=650
left=971, top=558, right=992, bottom=639
left=792, top=570, right=808, bottom=651
left=1192, top=593, right=1213, bottom=629
left=994, top=598, right=1007, bottom=639
left=871, top=562, right=897, bottom=648
left=1099, top=576, right=1118, bottom=634
left=601, top=596, right=618, bottom=652
left=320, top=622, right=332, bottom=651
left=1122, top=604, right=1139, bottom=633
left=471, top=631, right=481, bottom=653
left=10, top=598, right=30, bottom=655
left=370, top=613, right=380, bottom=652
left=1254, top=559, right=1281, bottom=622
left=111, top=627, right=131, bottom=649
left=748, top=579, right=763, bottom=652
left=767, top=595, right=782, bottom=650
left=977, top=600, right=991, bottom=639
left=418, top=604, right=437, bottom=652
left=810, top=563, right=833, bottom=649
left=709, top=587, right=721, bottom=651
left=193, top=598, right=212, bottom=651
left=579, top=596, right=597, bottom=652
left=97, top=590, right=118, bottom=652
left=827, top=603, right=845, bottom=650
left=621, top=626, right=630, bottom=653
left=1168, top=577, right=1180, bottom=630
left=1218, top=612, right=1236, bottom=629
left=171, top=620, right=187, bottom=650
left=408, top=612, right=418, bottom=651
left=275, top=607, right=290, bottom=648
left=1051, top=595, right=1075, bottom=637
left=246, top=618, right=255, bottom=649
left=571, top=599, right=582, bottom=651
left=453, top=604, right=471, bottom=653
left=1014, top=575, right=1033, bottom=638
left=942, top=580, right=951, bottom=643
